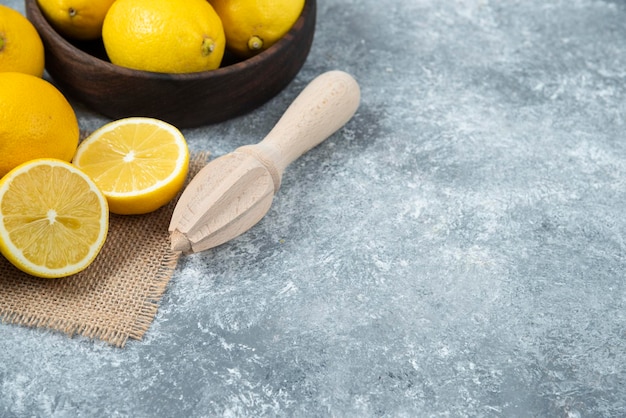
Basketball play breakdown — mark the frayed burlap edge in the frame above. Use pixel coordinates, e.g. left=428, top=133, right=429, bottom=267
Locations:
left=0, top=151, right=210, bottom=348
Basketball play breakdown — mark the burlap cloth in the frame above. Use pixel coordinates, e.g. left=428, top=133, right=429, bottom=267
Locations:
left=0, top=149, right=209, bottom=348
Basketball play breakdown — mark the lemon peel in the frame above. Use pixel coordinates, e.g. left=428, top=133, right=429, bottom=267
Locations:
left=209, top=0, right=304, bottom=58
left=0, top=72, right=78, bottom=178
left=37, top=0, right=116, bottom=40
left=0, top=5, right=45, bottom=76
left=102, top=0, right=225, bottom=73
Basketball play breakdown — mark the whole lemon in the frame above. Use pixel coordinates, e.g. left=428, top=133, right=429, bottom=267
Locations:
left=0, top=5, right=45, bottom=77
left=102, top=0, right=225, bottom=74
left=209, top=0, right=305, bottom=58
left=37, top=0, right=116, bottom=41
left=0, top=72, right=79, bottom=178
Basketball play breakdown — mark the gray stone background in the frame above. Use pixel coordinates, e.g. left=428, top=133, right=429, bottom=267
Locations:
left=2, top=0, right=626, bottom=416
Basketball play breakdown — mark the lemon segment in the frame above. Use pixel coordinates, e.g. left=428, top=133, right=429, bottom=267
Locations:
left=72, top=117, right=190, bottom=215
left=0, top=159, right=109, bottom=279
left=0, top=5, right=45, bottom=76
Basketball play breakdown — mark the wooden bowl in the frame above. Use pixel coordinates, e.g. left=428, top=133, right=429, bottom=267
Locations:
left=25, top=0, right=316, bottom=128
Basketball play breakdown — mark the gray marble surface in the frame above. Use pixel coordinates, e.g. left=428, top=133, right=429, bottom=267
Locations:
left=2, top=0, right=626, bottom=416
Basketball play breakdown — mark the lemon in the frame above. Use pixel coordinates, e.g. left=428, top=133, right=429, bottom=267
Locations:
left=72, top=117, right=190, bottom=215
left=0, top=72, right=79, bottom=179
left=36, top=0, right=116, bottom=41
left=0, top=5, right=45, bottom=76
left=102, top=0, right=225, bottom=73
left=0, top=159, right=109, bottom=279
left=209, top=0, right=305, bottom=58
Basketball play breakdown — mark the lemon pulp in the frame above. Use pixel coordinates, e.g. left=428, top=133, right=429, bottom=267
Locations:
left=0, top=159, right=109, bottom=278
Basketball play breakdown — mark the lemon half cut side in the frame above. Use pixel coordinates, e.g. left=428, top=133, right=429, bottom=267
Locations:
left=73, top=117, right=190, bottom=215
left=0, top=159, right=109, bottom=279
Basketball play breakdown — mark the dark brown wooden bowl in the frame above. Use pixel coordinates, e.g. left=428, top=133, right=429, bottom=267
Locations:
left=25, top=0, right=316, bottom=128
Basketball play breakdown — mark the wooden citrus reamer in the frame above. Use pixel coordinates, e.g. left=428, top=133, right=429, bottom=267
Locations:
left=169, top=70, right=361, bottom=253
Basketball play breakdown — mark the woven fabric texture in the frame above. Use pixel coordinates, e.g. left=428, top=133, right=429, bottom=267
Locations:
left=0, top=152, right=209, bottom=347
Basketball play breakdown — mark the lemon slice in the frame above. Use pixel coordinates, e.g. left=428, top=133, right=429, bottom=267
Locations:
left=73, top=117, right=190, bottom=215
left=0, top=159, right=109, bottom=278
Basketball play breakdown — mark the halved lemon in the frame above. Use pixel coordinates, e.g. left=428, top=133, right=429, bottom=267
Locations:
left=0, top=159, right=109, bottom=279
left=73, top=117, right=190, bottom=215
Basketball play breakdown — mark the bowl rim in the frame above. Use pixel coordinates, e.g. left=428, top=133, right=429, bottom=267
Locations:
left=25, top=0, right=314, bottom=81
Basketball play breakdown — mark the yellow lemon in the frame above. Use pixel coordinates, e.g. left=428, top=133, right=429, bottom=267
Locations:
left=0, top=72, right=79, bottom=179
left=209, top=0, right=305, bottom=58
left=72, top=117, right=190, bottom=215
left=0, top=5, right=44, bottom=76
left=0, top=159, right=109, bottom=279
left=36, top=0, right=116, bottom=40
left=102, top=0, right=225, bottom=73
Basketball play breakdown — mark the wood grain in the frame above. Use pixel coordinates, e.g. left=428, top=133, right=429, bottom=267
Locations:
left=169, top=71, right=361, bottom=253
